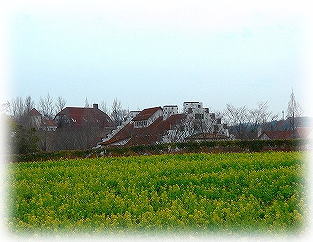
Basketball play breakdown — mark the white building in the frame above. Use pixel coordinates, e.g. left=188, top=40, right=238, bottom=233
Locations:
left=163, top=105, right=178, bottom=120
left=133, top=107, right=163, bottom=128
left=99, top=101, right=229, bottom=147
left=182, top=101, right=229, bottom=137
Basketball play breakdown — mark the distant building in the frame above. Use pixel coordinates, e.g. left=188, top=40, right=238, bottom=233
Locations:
left=133, top=107, right=163, bottom=128
left=55, top=104, right=114, bottom=131
left=258, top=130, right=295, bottom=140
left=258, top=116, right=312, bottom=140
left=258, top=128, right=311, bottom=140
left=29, top=108, right=57, bottom=131
left=163, top=105, right=178, bottom=120
left=182, top=101, right=228, bottom=136
left=100, top=102, right=229, bottom=147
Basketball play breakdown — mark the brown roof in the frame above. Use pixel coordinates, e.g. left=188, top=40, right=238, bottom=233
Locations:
left=260, top=130, right=295, bottom=140
left=42, top=119, right=57, bottom=127
left=295, top=127, right=311, bottom=139
left=101, top=113, right=186, bottom=146
left=55, top=107, right=114, bottom=128
left=132, top=107, right=162, bottom=121
left=29, top=108, right=41, bottom=116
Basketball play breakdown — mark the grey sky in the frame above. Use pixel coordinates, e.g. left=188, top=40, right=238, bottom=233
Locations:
left=7, top=0, right=305, bottom=116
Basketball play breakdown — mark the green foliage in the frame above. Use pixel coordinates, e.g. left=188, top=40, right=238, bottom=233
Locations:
left=8, top=152, right=305, bottom=233
left=11, top=124, right=40, bottom=154
left=12, top=139, right=302, bottom=163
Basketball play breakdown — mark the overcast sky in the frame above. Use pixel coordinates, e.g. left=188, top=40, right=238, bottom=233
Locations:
left=2, top=0, right=310, bottom=116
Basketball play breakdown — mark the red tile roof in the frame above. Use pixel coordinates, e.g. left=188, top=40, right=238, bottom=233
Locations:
left=260, top=130, right=295, bottom=140
left=56, top=107, right=114, bottom=128
left=295, top=127, right=311, bottom=139
left=101, top=113, right=186, bottom=146
left=42, top=119, right=57, bottom=127
left=29, top=108, right=41, bottom=116
left=132, top=107, right=162, bottom=121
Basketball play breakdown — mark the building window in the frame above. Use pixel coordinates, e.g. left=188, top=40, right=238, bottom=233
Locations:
left=188, top=108, right=192, bottom=113
left=195, top=114, right=204, bottom=119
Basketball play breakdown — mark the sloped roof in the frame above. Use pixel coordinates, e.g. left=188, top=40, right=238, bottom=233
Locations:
left=132, top=107, right=162, bottom=121
left=42, top=119, right=57, bottom=127
left=295, top=127, right=311, bottom=139
left=101, top=113, right=186, bottom=146
left=56, top=107, right=114, bottom=127
left=260, top=130, right=294, bottom=140
left=29, top=108, right=41, bottom=116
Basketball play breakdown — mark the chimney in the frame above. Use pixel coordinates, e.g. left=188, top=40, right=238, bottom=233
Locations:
left=93, top=104, right=98, bottom=109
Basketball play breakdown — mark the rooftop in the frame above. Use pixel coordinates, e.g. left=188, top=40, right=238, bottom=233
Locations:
left=101, top=113, right=186, bottom=146
left=132, top=107, right=162, bottom=121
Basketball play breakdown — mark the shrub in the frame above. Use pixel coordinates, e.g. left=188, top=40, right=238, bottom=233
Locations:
left=11, top=139, right=304, bottom=163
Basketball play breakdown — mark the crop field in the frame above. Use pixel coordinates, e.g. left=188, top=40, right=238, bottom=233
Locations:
left=8, top=152, right=305, bottom=234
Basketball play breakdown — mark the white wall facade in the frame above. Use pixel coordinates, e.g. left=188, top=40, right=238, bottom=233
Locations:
left=134, top=109, right=163, bottom=128
left=101, top=102, right=230, bottom=147
left=183, top=102, right=203, bottom=114
left=163, top=106, right=178, bottom=120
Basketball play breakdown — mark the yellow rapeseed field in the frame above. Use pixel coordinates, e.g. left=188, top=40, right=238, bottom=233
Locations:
left=8, top=152, right=305, bottom=234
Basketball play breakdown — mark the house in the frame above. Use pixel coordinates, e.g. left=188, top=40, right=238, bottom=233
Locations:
left=258, top=127, right=311, bottom=140
left=100, top=102, right=229, bottom=147
left=183, top=102, right=229, bottom=137
left=55, top=104, right=114, bottom=131
left=262, top=116, right=313, bottom=132
left=100, top=108, right=186, bottom=146
left=258, top=130, right=295, bottom=140
left=132, top=107, right=163, bottom=128
left=41, top=119, right=57, bottom=132
left=29, top=108, right=42, bottom=128
left=29, top=108, right=57, bottom=131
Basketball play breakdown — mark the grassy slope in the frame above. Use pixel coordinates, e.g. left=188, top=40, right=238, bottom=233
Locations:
left=8, top=152, right=305, bottom=233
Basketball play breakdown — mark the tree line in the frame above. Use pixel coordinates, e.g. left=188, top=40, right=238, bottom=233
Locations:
left=1, top=91, right=303, bottom=154
left=1, top=94, right=131, bottom=154
left=1, top=94, right=132, bottom=127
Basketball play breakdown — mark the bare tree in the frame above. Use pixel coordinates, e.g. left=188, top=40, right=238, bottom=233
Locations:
left=55, top=96, right=66, bottom=114
left=0, top=101, right=10, bottom=114
left=21, top=96, right=35, bottom=127
left=100, top=101, right=109, bottom=114
left=85, top=97, right=90, bottom=108
left=224, top=104, right=250, bottom=139
left=287, top=90, right=302, bottom=131
left=9, top=97, right=25, bottom=122
left=39, top=94, right=54, bottom=119
left=6, top=96, right=35, bottom=127
left=24, top=96, right=34, bottom=114
left=248, top=101, right=271, bottom=138
left=110, top=98, right=128, bottom=126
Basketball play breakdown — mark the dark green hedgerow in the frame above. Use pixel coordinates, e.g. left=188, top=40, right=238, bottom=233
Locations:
left=11, top=139, right=304, bottom=163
